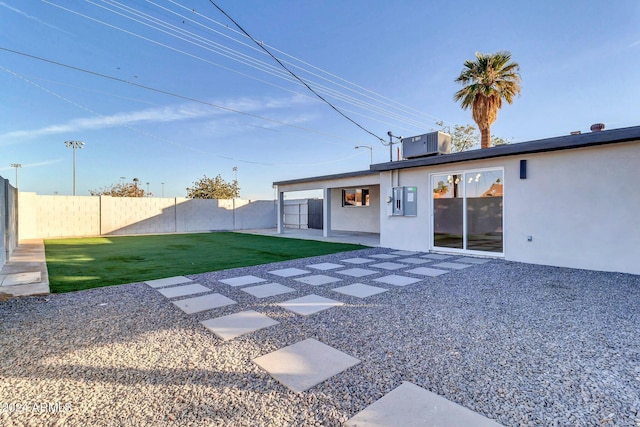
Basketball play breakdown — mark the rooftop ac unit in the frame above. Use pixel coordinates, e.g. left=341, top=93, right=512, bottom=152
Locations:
left=401, top=131, right=451, bottom=159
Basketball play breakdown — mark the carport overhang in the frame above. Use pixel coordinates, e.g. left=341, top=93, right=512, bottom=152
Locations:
left=273, top=170, right=380, bottom=236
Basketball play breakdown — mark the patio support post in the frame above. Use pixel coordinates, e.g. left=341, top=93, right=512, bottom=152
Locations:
left=322, top=187, right=332, bottom=237
left=277, top=190, right=285, bottom=234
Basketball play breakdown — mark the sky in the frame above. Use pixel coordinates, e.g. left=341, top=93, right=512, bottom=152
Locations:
left=1, top=0, right=639, bottom=199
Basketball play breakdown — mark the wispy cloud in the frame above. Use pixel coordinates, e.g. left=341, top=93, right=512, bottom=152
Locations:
left=0, top=96, right=313, bottom=143
left=0, top=1, right=67, bottom=32
left=0, top=158, right=63, bottom=171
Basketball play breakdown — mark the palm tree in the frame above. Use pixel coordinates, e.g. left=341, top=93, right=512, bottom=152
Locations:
left=454, top=51, right=521, bottom=149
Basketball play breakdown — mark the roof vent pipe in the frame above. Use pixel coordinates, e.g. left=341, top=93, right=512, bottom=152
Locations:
left=590, top=123, right=605, bottom=132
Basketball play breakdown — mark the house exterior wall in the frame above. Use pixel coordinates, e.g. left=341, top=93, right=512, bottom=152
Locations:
left=330, top=186, right=380, bottom=233
left=378, top=140, right=640, bottom=275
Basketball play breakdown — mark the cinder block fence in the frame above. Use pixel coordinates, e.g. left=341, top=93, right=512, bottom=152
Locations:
left=18, top=193, right=277, bottom=239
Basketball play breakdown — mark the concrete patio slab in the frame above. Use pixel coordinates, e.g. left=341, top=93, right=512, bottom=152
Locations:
left=370, top=262, right=407, bottom=270
left=277, top=294, right=343, bottom=316
left=172, top=293, right=237, bottom=314
left=369, top=254, right=399, bottom=259
left=421, top=254, right=453, bottom=260
left=253, top=338, right=360, bottom=393
left=390, top=250, right=421, bottom=256
left=406, top=267, right=449, bottom=277
left=0, top=271, right=41, bottom=287
left=241, top=283, right=295, bottom=298
left=0, top=239, right=50, bottom=297
left=306, top=262, right=344, bottom=271
left=156, top=283, right=210, bottom=299
left=145, top=276, right=192, bottom=289
left=345, top=382, right=503, bottom=427
left=341, top=257, right=375, bottom=264
left=219, top=275, right=267, bottom=287
left=268, top=268, right=311, bottom=278
left=332, top=283, right=388, bottom=298
left=374, top=275, right=422, bottom=287
left=432, top=262, right=473, bottom=270
left=201, top=310, right=279, bottom=341
left=336, top=268, right=378, bottom=278
left=397, top=257, right=433, bottom=265
left=456, top=257, right=492, bottom=264
left=294, top=275, right=341, bottom=286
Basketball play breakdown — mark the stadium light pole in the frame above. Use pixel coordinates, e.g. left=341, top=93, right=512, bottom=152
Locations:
left=64, top=140, right=84, bottom=195
left=355, top=145, right=373, bottom=164
left=10, top=163, right=22, bottom=189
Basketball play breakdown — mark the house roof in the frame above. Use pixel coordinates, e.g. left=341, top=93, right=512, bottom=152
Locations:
left=273, top=169, right=377, bottom=186
left=273, top=125, right=640, bottom=186
left=371, top=125, right=640, bottom=172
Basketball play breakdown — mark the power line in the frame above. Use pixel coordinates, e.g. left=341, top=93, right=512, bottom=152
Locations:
left=0, top=47, right=356, bottom=145
left=207, top=0, right=385, bottom=144
left=43, top=0, right=443, bottom=133
left=0, top=64, right=364, bottom=167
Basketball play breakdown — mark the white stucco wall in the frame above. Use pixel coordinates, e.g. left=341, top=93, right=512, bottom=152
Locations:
left=331, top=186, right=380, bottom=233
left=379, top=141, right=640, bottom=275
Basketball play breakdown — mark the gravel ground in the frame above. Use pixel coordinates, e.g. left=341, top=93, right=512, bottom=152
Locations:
left=1, top=247, right=639, bottom=426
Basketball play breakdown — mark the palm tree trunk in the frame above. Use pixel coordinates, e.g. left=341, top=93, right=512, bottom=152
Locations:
left=480, top=126, right=491, bottom=149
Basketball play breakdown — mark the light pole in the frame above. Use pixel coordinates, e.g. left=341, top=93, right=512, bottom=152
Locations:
left=64, top=140, right=84, bottom=195
left=355, top=146, right=373, bottom=164
left=10, top=163, right=22, bottom=189
left=233, top=166, right=238, bottom=198
left=161, top=182, right=165, bottom=198
left=146, top=182, right=150, bottom=197
left=120, top=176, right=126, bottom=184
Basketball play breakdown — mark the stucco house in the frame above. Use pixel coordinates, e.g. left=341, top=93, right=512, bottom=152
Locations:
left=274, top=125, right=640, bottom=275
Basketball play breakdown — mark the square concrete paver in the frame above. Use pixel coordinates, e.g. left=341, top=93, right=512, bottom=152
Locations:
left=253, top=338, right=360, bottom=393
left=406, top=267, right=449, bottom=277
left=201, top=310, right=279, bottom=341
left=0, top=272, right=41, bottom=287
left=370, top=262, right=407, bottom=271
left=332, top=283, right=388, bottom=298
left=456, top=257, right=491, bottom=264
left=157, top=283, right=210, bottom=299
left=268, top=268, right=310, bottom=278
left=374, top=275, right=422, bottom=287
left=342, top=257, right=375, bottom=264
left=390, top=250, right=420, bottom=256
left=398, top=257, right=433, bottom=265
left=337, top=268, right=378, bottom=278
left=307, top=262, right=344, bottom=271
left=241, top=283, right=295, bottom=298
left=145, top=276, right=192, bottom=289
left=421, top=254, right=453, bottom=260
left=346, top=382, right=503, bottom=427
left=295, top=275, right=341, bottom=286
left=277, top=294, right=343, bottom=316
left=369, top=254, right=399, bottom=259
left=219, top=275, right=267, bottom=287
left=432, top=262, right=472, bottom=270
left=172, top=293, right=237, bottom=314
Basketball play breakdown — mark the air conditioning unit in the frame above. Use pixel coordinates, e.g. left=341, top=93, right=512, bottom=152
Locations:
left=401, top=131, right=451, bottom=159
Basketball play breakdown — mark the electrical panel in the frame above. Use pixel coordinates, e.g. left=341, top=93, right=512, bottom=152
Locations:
left=392, top=186, right=417, bottom=216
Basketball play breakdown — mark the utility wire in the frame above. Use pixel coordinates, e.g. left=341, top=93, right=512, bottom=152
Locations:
left=206, top=0, right=386, bottom=144
left=0, top=64, right=364, bottom=167
left=44, top=1, right=435, bottom=132
left=0, top=47, right=355, bottom=145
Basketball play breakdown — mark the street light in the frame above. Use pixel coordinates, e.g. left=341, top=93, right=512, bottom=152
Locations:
left=161, top=182, right=165, bottom=198
left=355, top=145, right=373, bottom=164
left=146, top=182, right=150, bottom=197
left=10, top=163, right=22, bottom=189
left=64, top=140, right=84, bottom=195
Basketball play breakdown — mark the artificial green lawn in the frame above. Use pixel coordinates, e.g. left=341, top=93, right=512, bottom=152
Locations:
left=44, top=232, right=367, bottom=293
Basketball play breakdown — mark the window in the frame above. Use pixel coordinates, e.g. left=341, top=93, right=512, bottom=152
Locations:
left=342, top=188, right=370, bottom=207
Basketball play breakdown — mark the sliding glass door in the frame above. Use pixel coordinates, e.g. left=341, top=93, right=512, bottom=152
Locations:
left=432, top=169, right=503, bottom=254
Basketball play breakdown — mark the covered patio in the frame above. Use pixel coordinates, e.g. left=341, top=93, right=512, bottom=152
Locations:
left=273, top=170, right=380, bottom=241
